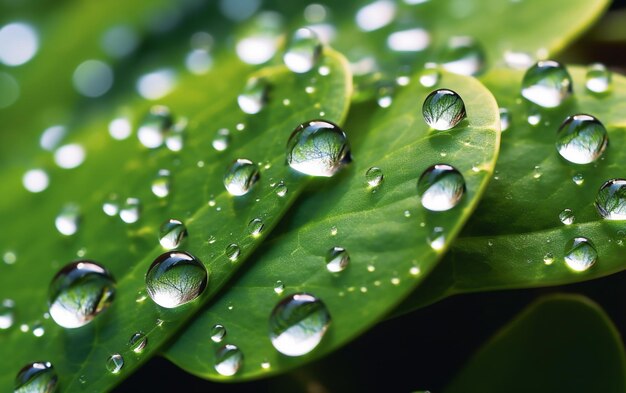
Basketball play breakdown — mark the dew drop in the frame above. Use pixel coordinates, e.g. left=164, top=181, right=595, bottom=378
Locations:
left=387, top=28, right=430, bottom=52
left=365, top=167, right=384, bottom=188
left=102, top=195, right=119, bottom=217
left=145, top=251, right=208, bottom=308
left=214, top=344, right=243, bottom=376
left=108, top=117, right=132, bottom=140
left=417, top=164, right=465, bottom=211
left=572, top=173, right=584, bottom=186
left=274, top=280, right=285, bottom=294
left=595, top=179, right=626, bottom=220
left=137, top=106, right=173, bottom=149
left=439, top=36, right=486, bottom=76
left=330, top=226, right=338, bottom=236
left=236, top=12, right=282, bottom=65
left=555, top=114, right=608, bottom=164
left=106, top=354, right=124, bottom=374
left=269, top=293, right=330, bottom=356
left=427, top=226, right=445, bottom=251
left=120, top=197, right=141, bottom=224
left=55, top=204, right=80, bottom=236
left=32, top=323, right=44, bottom=337
left=499, top=108, right=511, bottom=132
left=0, top=299, right=15, bottom=329
left=238, top=77, right=268, bottom=114
left=224, top=159, right=260, bottom=196
left=275, top=181, right=288, bottom=197
left=151, top=169, right=171, bottom=198
left=23, top=169, right=49, bottom=193
left=586, top=63, right=611, bottom=94
left=3, top=251, right=16, bottom=265
left=261, top=360, right=271, bottom=370
left=14, top=362, right=57, bottom=393
left=40, top=125, right=66, bottom=151
left=211, top=324, right=226, bottom=343
left=247, top=218, right=265, bottom=237
left=376, top=83, right=394, bottom=108
left=0, top=23, right=39, bottom=66
left=527, top=108, right=542, bottom=126
left=159, top=219, right=188, bottom=250
left=286, top=120, right=351, bottom=177
left=564, top=237, right=597, bottom=272
left=543, top=252, right=554, bottom=265
left=355, top=0, right=396, bottom=31
left=212, top=128, right=231, bottom=152
left=283, top=28, right=321, bottom=73
left=129, top=332, right=147, bottom=353
left=521, top=60, right=572, bottom=108
left=54, top=143, right=86, bottom=169
left=48, top=261, right=116, bottom=328
left=325, top=247, right=349, bottom=273
left=559, top=208, right=575, bottom=225
left=419, top=63, right=440, bottom=88
left=225, top=244, right=241, bottom=262
left=422, top=89, right=466, bottom=130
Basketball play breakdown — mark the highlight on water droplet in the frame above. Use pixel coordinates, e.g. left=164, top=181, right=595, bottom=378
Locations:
left=211, top=324, right=226, bottom=343
left=106, top=354, right=124, bottom=374
left=55, top=203, right=80, bottom=236
left=555, top=114, right=608, bottom=165
left=521, top=60, right=572, bottom=108
left=137, top=105, right=173, bottom=149
left=585, top=63, right=611, bottom=94
left=269, top=293, right=331, bottom=356
left=325, top=246, right=350, bottom=273
left=564, top=237, right=597, bottom=272
left=151, top=169, right=171, bottom=198
left=439, top=36, right=486, bottom=76
left=286, top=119, right=351, bottom=177
left=283, top=28, right=321, bottom=73
left=159, top=219, right=188, bottom=250
left=559, top=208, right=575, bottom=225
left=224, top=159, right=260, bottom=196
left=129, top=332, right=147, bottom=353
left=0, top=299, right=15, bottom=329
left=543, top=252, right=555, bottom=265
left=595, top=179, right=626, bottom=220
left=214, top=344, right=243, bottom=376
left=238, top=77, right=268, bottom=114
left=48, top=261, right=116, bottom=328
left=365, top=167, right=384, bottom=188
left=145, top=251, right=208, bottom=308
left=417, top=164, right=466, bottom=211
left=14, top=362, right=57, bottom=393
left=422, top=89, right=466, bottom=130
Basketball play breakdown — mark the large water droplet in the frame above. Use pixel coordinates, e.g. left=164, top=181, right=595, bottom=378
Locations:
left=211, top=324, right=226, bottom=342
left=106, top=354, right=124, bottom=374
left=564, top=237, right=597, bottom=272
left=145, top=251, right=208, bottom=308
left=555, top=114, right=608, bottom=164
left=559, top=208, right=575, bottom=225
left=48, top=261, right=116, bottom=328
left=365, top=167, right=384, bottom=188
left=283, top=28, right=321, bottom=73
left=137, top=106, right=173, bottom=149
left=269, top=293, right=331, bottom=356
left=439, top=36, right=485, bottom=76
left=238, top=77, right=268, bottom=114
left=422, top=89, right=466, bottom=130
left=224, top=159, right=260, bottom=196
left=151, top=169, right=171, bottom=198
left=325, top=247, right=349, bottom=273
left=214, top=344, right=243, bottom=376
left=595, top=179, right=626, bottom=220
left=521, top=60, right=572, bottom=108
left=119, top=197, right=141, bottom=224
left=586, top=63, right=611, bottom=94
left=55, top=204, right=80, bottom=236
left=129, top=332, right=147, bottom=353
left=417, top=164, right=466, bottom=211
left=14, top=362, right=57, bottom=393
left=159, top=219, right=188, bottom=250
left=286, top=120, right=351, bottom=177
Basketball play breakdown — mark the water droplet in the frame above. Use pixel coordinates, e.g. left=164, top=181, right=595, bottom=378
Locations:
left=55, top=204, right=80, bottom=236
left=391, top=277, right=401, bottom=285
left=572, top=173, right=584, bottom=186
left=214, top=344, right=243, bottom=376
left=211, top=128, right=231, bottom=152
left=556, top=114, right=608, bottom=164
left=248, top=218, right=265, bottom=237
left=586, top=63, right=611, bottom=94
left=120, top=197, right=141, bottom=224
left=564, top=237, right=597, bottom=272
left=165, top=118, right=186, bottom=152
left=527, top=107, right=542, bottom=126
left=72, top=59, right=114, bottom=98
left=287, top=120, right=351, bottom=177
left=409, top=266, right=421, bottom=275
left=422, top=89, right=466, bottom=130
left=376, top=83, right=394, bottom=108
left=0, top=23, right=39, bottom=66
left=14, top=362, right=57, bottom=393
left=419, top=63, right=440, bottom=88
left=40, top=125, right=66, bottom=151
left=269, top=293, right=330, bottom=356
left=533, top=165, right=542, bottom=179
left=106, top=354, right=124, bottom=374
left=238, top=77, right=268, bottom=114
left=275, top=181, right=288, bottom=197
left=365, top=167, right=384, bottom=188
left=404, top=210, right=411, bottom=218
left=3, top=251, right=16, bottom=265
left=543, top=252, right=554, bottom=265
left=439, top=36, right=486, bottom=76
left=330, top=226, right=338, bottom=236
left=521, top=60, right=572, bottom=108
left=261, top=360, right=271, bottom=370
left=102, top=195, right=119, bottom=216
left=159, top=219, right=188, bottom=250
left=225, top=244, right=241, bottom=262
left=387, top=28, right=430, bottom=52
left=136, top=69, right=177, bottom=100
left=417, top=164, right=465, bottom=211
left=151, top=169, right=171, bottom=198
left=283, top=28, right=321, bottom=74
left=211, top=324, right=226, bottom=342
left=137, top=106, right=173, bottom=149
left=48, top=261, right=116, bottom=328
left=325, top=247, right=349, bottom=273
left=355, top=0, right=396, bottom=31
left=54, top=143, right=86, bottom=170
left=108, top=117, right=132, bottom=140
left=274, top=280, right=285, bottom=294
left=595, top=179, right=626, bottom=220
left=427, top=227, right=445, bottom=250
left=224, top=159, right=260, bottom=196
left=499, top=108, right=511, bottom=132
left=559, top=208, right=575, bottom=225
left=145, top=251, right=208, bottom=308
left=128, top=332, right=147, bottom=353
left=0, top=299, right=15, bottom=329
left=208, top=235, right=217, bottom=244
left=22, top=169, right=49, bottom=193
left=185, top=49, right=212, bottom=75
left=236, top=11, right=282, bottom=65
left=32, top=323, right=44, bottom=337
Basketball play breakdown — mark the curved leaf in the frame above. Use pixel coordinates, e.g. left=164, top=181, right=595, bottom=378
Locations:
left=446, top=294, right=626, bottom=393
left=163, top=70, right=500, bottom=380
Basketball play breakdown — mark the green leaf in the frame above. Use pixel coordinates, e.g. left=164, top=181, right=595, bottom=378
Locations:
left=395, top=65, right=626, bottom=312
left=163, top=70, right=500, bottom=380
left=445, top=294, right=626, bottom=393
left=0, top=47, right=352, bottom=392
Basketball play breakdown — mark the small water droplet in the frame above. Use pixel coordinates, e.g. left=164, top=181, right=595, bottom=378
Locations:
left=225, top=244, right=241, bottom=262
left=287, top=120, right=351, bottom=177
left=564, top=237, right=597, bottom=272
left=365, top=167, right=384, bottom=188
left=521, top=60, right=572, bottom=108
left=422, top=89, right=466, bottom=130
left=543, top=252, right=554, bottom=265
left=527, top=107, right=542, bottom=126
left=391, top=277, right=400, bottom=285
left=499, top=108, right=511, bottom=132
left=572, top=173, right=584, bottom=186
left=356, top=0, right=396, bottom=31
left=32, top=322, right=44, bottom=337
left=284, top=28, right=321, bottom=73
left=586, top=63, right=611, bottom=94
left=559, top=208, right=575, bottom=225
left=274, top=280, right=285, bottom=294
left=404, top=210, right=411, bottom=218
left=145, top=251, right=208, bottom=308
left=367, top=264, right=375, bottom=272
left=224, top=159, right=260, bottom=196
left=417, top=164, right=466, bottom=211
left=595, top=179, right=626, bottom=220
left=137, top=106, right=173, bottom=149
left=106, top=354, right=124, bottom=374
left=54, top=143, right=86, bottom=169
left=275, top=181, right=288, bottom=197
left=261, top=360, right=271, bottom=370
left=22, top=168, right=49, bottom=193
left=428, top=227, right=445, bottom=250
left=325, top=247, right=349, bottom=273
left=533, top=165, right=542, bottom=179
left=439, top=36, right=486, bottom=76
left=247, top=218, right=265, bottom=237
left=102, top=195, right=119, bottom=217
left=208, top=235, right=217, bottom=244
left=238, top=77, right=268, bottom=114
left=48, top=261, right=116, bottom=328
left=129, top=332, right=147, bottom=353
left=214, top=344, right=243, bottom=376
left=387, top=28, right=430, bottom=52
left=376, top=83, right=394, bottom=108
left=419, top=63, right=440, bottom=88
left=108, top=117, right=132, bottom=140
left=159, top=219, right=188, bottom=250
left=330, top=225, right=338, bottom=236
left=14, top=362, right=57, bottom=393
left=211, top=324, right=226, bottom=342
left=212, top=128, right=231, bottom=152
left=151, top=169, right=171, bottom=198
left=0, top=299, right=14, bottom=329
left=269, top=293, right=330, bottom=356
left=120, top=197, right=141, bottom=224
left=556, top=114, right=608, bottom=164
left=55, top=203, right=80, bottom=236
left=3, top=250, right=16, bottom=265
